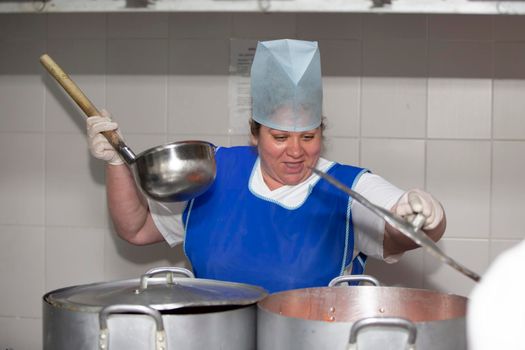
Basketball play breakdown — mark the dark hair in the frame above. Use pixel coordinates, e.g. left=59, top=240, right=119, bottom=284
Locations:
left=249, top=118, right=326, bottom=137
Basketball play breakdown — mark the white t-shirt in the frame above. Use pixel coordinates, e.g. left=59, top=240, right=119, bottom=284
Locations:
left=148, top=157, right=405, bottom=261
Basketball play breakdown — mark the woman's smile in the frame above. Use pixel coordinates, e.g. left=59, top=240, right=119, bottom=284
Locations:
left=283, top=161, right=304, bottom=173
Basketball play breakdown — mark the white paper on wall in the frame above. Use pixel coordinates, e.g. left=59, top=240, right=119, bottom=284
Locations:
left=228, top=38, right=258, bottom=135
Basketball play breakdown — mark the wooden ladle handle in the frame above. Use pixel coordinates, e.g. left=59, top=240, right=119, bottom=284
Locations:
left=40, top=53, right=101, bottom=117
left=39, top=53, right=135, bottom=163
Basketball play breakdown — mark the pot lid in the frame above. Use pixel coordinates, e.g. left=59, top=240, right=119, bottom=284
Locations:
left=44, top=267, right=267, bottom=313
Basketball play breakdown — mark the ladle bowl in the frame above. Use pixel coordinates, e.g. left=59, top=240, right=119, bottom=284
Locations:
left=133, top=141, right=216, bottom=202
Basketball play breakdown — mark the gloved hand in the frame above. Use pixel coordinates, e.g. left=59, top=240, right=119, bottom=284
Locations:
left=394, top=189, right=444, bottom=231
left=86, top=110, right=124, bottom=166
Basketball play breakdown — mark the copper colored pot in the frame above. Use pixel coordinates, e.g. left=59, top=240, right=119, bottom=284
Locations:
left=257, top=278, right=467, bottom=350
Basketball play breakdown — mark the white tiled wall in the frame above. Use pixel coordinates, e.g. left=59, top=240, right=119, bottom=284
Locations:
left=1, top=11, right=525, bottom=349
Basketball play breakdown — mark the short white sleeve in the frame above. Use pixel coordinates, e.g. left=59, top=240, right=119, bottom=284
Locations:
left=147, top=198, right=187, bottom=247
left=352, top=173, right=405, bottom=261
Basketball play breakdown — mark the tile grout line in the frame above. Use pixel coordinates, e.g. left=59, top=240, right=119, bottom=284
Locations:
left=43, top=12, right=49, bottom=297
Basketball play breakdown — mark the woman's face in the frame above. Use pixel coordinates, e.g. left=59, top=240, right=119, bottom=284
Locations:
left=252, top=125, right=322, bottom=190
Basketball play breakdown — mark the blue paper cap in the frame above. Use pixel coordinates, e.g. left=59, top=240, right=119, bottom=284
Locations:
left=251, top=39, right=322, bottom=132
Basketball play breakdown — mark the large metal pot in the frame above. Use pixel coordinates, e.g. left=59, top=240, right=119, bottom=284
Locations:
left=43, top=267, right=267, bottom=350
left=257, top=276, right=467, bottom=350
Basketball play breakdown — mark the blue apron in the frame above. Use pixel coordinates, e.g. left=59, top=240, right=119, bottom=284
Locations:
left=183, top=146, right=368, bottom=293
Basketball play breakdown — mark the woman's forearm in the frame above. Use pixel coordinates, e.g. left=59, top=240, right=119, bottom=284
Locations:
left=105, top=164, right=163, bottom=245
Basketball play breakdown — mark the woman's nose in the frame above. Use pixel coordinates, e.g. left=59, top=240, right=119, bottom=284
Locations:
left=286, top=138, right=304, bottom=157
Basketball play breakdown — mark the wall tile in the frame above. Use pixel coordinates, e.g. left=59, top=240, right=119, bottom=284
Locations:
left=169, top=38, right=229, bottom=75
left=427, top=140, right=491, bottom=238
left=107, top=39, right=168, bottom=133
left=492, top=141, right=525, bottom=239
left=169, top=13, right=232, bottom=38
left=322, top=137, right=359, bottom=165
left=494, top=42, right=525, bottom=79
left=494, top=15, right=525, bottom=41
left=319, top=39, right=361, bottom=77
left=361, top=77, right=427, bottom=138
left=297, top=13, right=362, bottom=40
left=168, top=75, right=229, bottom=135
left=106, top=75, right=168, bottom=133
left=45, top=38, right=106, bottom=74
left=365, top=249, right=424, bottom=288
left=46, top=226, right=106, bottom=291
left=363, top=38, right=427, bottom=77
left=229, top=134, right=251, bottom=147
left=48, top=13, right=106, bottom=38
left=0, top=75, right=45, bottom=133
left=0, top=226, right=45, bottom=318
left=423, top=238, right=488, bottom=296
left=429, top=41, right=492, bottom=78
left=45, top=133, right=109, bottom=228
left=0, top=13, right=46, bottom=40
left=0, top=39, right=47, bottom=75
left=429, top=14, right=492, bottom=41
left=427, top=78, right=492, bottom=139
left=0, top=133, right=44, bottom=225
left=323, top=77, right=360, bottom=138
left=0, top=316, right=42, bottom=350
left=363, top=13, right=427, bottom=40
left=232, top=13, right=296, bottom=39
left=104, top=230, right=189, bottom=280
left=493, top=80, right=525, bottom=139
left=108, top=38, right=168, bottom=74
left=45, top=39, right=106, bottom=133
left=0, top=40, right=46, bottom=132
left=108, top=13, right=168, bottom=38
left=490, top=239, right=521, bottom=261
left=361, top=138, right=425, bottom=191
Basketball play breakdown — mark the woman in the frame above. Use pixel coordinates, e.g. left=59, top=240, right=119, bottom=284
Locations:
left=87, top=39, right=446, bottom=293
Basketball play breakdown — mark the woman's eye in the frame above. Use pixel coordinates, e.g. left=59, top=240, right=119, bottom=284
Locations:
left=302, top=134, right=315, bottom=141
left=273, top=135, right=287, bottom=141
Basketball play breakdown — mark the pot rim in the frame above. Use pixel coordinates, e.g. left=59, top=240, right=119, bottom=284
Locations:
left=44, top=275, right=267, bottom=313
left=257, top=285, right=467, bottom=323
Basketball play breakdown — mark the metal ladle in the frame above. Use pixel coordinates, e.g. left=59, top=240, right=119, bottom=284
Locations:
left=40, top=54, right=216, bottom=202
left=311, top=168, right=481, bottom=282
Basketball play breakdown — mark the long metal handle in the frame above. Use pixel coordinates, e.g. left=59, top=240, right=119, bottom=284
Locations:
left=39, top=53, right=136, bottom=164
left=311, top=168, right=481, bottom=282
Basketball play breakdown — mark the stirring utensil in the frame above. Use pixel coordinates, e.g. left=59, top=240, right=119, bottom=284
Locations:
left=40, top=53, right=216, bottom=202
left=311, top=167, right=481, bottom=282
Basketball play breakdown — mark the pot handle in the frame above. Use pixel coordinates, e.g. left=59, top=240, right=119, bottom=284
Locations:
left=99, top=304, right=167, bottom=350
left=347, top=317, right=417, bottom=350
left=139, top=266, right=195, bottom=291
left=328, top=275, right=381, bottom=287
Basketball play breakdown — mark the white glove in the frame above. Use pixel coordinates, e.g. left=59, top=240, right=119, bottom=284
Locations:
left=86, top=110, right=124, bottom=166
left=394, top=189, right=443, bottom=230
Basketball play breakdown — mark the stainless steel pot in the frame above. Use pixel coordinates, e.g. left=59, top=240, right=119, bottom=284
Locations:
left=43, top=267, right=267, bottom=350
left=40, top=54, right=216, bottom=202
left=257, top=276, right=467, bottom=350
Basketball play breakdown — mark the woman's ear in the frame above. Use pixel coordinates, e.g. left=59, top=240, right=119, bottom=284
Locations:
left=250, top=134, right=258, bottom=146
